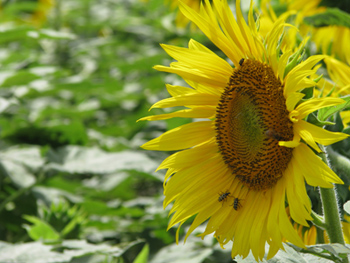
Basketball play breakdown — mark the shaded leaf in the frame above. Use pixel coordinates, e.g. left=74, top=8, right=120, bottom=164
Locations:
left=0, top=26, right=33, bottom=44
left=304, top=8, right=350, bottom=28
left=0, top=70, right=40, bottom=87
left=318, top=96, right=350, bottom=121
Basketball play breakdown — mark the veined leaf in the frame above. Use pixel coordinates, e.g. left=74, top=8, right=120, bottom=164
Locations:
left=304, top=8, right=350, bottom=28
left=318, top=96, right=350, bottom=121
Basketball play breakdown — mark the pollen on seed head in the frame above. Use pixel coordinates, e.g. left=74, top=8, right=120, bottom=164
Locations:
left=215, top=59, right=294, bottom=191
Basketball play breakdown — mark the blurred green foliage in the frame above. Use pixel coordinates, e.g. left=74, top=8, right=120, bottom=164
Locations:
left=0, top=0, right=234, bottom=262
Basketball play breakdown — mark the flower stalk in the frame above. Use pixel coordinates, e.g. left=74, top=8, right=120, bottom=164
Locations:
left=319, top=145, right=349, bottom=263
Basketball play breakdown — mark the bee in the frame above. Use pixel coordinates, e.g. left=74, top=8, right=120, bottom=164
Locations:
left=265, top=129, right=283, bottom=141
left=233, top=197, right=242, bottom=211
left=239, top=58, right=244, bottom=66
left=218, top=191, right=230, bottom=203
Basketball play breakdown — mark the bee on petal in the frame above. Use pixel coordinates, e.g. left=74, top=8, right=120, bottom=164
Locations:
left=233, top=197, right=242, bottom=211
left=218, top=191, right=230, bottom=203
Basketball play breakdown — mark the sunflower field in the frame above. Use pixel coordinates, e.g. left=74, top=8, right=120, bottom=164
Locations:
left=1, top=0, right=350, bottom=262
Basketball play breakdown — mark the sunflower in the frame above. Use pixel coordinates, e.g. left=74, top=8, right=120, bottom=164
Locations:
left=324, top=56, right=350, bottom=126
left=140, top=0, right=348, bottom=260
left=291, top=216, right=350, bottom=245
left=0, top=0, right=54, bottom=27
left=30, top=0, right=55, bottom=27
left=297, top=0, right=350, bottom=65
left=259, top=0, right=350, bottom=64
left=293, top=223, right=317, bottom=245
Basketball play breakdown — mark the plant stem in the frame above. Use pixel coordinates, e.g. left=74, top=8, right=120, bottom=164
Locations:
left=311, top=210, right=326, bottom=229
left=319, top=146, right=349, bottom=263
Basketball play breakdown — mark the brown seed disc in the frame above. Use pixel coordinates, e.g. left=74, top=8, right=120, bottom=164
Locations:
left=215, top=59, right=294, bottom=191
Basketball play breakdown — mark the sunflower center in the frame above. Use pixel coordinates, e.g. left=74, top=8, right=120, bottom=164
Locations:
left=215, top=59, right=294, bottom=191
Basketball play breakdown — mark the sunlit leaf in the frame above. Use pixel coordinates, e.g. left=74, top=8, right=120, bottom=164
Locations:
left=46, top=146, right=159, bottom=175
left=318, top=96, right=350, bottom=121
left=23, top=215, right=60, bottom=242
left=304, top=8, right=350, bottom=28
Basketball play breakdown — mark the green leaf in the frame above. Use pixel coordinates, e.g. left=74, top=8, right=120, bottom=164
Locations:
left=0, top=241, right=71, bottom=263
left=235, top=244, right=308, bottom=263
left=0, top=240, right=125, bottom=263
left=32, top=186, right=83, bottom=207
left=307, top=113, right=334, bottom=127
left=0, top=146, right=43, bottom=188
left=133, top=244, right=149, bottom=263
left=5, top=123, right=88, bottom=147
left=46, top=146, right=159, bottom=175
left=0, top=97, right=18, bottom=113
left=304, top=8, right=350, bottom=28
left=150, top=233, right=214, bottom=263
left=0, top=70, right=40, bottom=87
left=318, top=96, right=350, bottom=121
left=0, top=26, right=33, bottom=44
left=23, top=215, right=61, bottom=242
left=27, top=29, right=76, bottom=40
left=289, top=243, right=350, bottom=262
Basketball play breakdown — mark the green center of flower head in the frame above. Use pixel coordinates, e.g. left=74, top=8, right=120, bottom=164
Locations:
left=231, top=94, right=264, bottom=161
left=215, top=59, right=294, bottom=191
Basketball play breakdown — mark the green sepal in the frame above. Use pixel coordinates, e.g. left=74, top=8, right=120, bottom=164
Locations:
left=318, top=95, right=350, bottom=121
left=307, top=112, right=335, bottom=127
left=284, top=43, right=306, bottom=78
left=319, top=84, right=336, bottom=98
left=301, top=87, right=314, bottom=100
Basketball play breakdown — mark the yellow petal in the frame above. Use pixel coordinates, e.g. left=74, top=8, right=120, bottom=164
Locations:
left=298, top=120, right=349, bottom=146
left=279, top=133, right=300, bottom=148
left=154, top=64, right=228, bottom=88
left=325, top=56, right=350, bottom=87
left=188, top=39, right=216, bottom=53
left=279, top=197, right=305, bottom=248
left=166, top=84, right=196, bottom=97
left=294, top=121, right=322, bottom=152
left=141, top=121, right=215, bottom=151
left=293, top=143, right=343, bottom=187
left=178, top=0, right=242, bottom=66
left=138, top=107, right=216, bottom=122
left=285, top=162, right=312, bottom=226
left=157, top=138, right=217, bottom=171
left=285, top=92, right=305, bottom=112
left=160, top=43, right=233, bottom=78
left=150, top=93, right=219, bottom=110
left=295, top=97, right=345, bottom=120
left=284, top=55, right=325, bottom=95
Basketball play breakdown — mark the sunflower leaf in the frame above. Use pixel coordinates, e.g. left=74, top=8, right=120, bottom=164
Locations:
left=133, top=244, right=149, bottom=263
left=318, top=95, right=350, bottom=122
left=304, top=8, right=350, bottom=28
left=288, top=243, right=350, bottom=262
left=307, top=113, right=334, bottom=127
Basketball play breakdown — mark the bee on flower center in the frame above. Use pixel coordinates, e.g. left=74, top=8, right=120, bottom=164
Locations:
left=239, top=58, right=244, bottom=66
left=265, top=129, right=283, bottom=141
left=218, top=191, right=231, bottom=203
left=233, top=197, right=242, bottom=211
